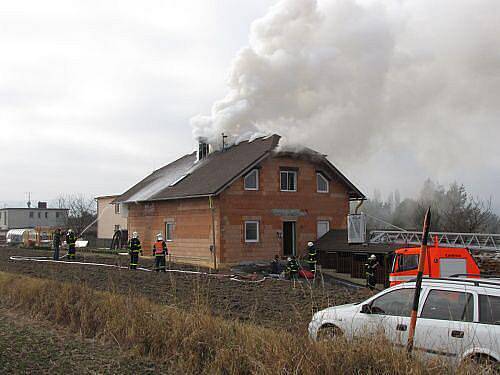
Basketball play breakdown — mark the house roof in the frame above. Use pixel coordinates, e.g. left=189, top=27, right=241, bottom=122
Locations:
left=114, top=134, right=365, bottom=203
left=315, top=230, right=400, bottom=254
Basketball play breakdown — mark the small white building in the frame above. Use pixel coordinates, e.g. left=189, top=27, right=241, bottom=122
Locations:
left=0, top=204, right=68, bottom=231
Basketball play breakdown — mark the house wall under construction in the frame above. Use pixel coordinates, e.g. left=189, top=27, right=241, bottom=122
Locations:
left=218, top=156, right=349, bottom=264
left=127, top=197, right=221, bottom=265
left=127, top=155, right=350, bottom=267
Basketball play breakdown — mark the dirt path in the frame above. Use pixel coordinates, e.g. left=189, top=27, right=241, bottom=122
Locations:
left=0, top=248, right=371, bottom=332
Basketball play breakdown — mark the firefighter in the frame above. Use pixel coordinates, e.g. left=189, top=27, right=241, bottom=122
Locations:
left=306, top=241, right=317, bottom=276
left=66, top=229, right=76, bottom=260
left=152, top=233, right=167, bottom=272
left=128, top=232, right=142, bottom=270
left=52, top=228, right=61, bottom=261
left=365, top=254, right=379, bottom=290
left=270, top=254, right=282, bottom=276
left=286, top=256, right=299, bottom=281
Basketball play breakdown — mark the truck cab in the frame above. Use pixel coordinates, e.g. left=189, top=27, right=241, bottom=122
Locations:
left=390, top=241, right=480, bottom=286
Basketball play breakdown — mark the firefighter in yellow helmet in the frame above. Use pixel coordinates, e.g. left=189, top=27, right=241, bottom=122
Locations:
left=128, top=232, right=142, bottom=270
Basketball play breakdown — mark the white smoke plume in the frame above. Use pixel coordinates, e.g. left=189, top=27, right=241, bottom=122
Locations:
left=191, top=0, right=500, bottom=169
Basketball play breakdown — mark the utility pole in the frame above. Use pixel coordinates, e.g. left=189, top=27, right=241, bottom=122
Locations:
left=407, top=207, right=431, bottom=354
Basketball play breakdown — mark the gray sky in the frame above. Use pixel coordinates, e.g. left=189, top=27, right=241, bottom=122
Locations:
left=1, top=0, right=499, bottom=213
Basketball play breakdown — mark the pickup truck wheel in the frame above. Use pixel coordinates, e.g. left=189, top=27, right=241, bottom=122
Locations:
left=317, top=324, right=343, bottom=341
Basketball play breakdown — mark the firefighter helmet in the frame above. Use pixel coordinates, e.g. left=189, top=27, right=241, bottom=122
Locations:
left=307, top=241, right=314, bottom=247
left=157, top=233, right=163, bottom=241
left=132, top=232, right=138, bottom=239
left=369, top=254, right=377, bottom=260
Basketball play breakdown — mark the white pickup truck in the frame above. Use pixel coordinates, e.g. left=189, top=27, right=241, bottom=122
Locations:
left=309, top=277, right=500, bottom=364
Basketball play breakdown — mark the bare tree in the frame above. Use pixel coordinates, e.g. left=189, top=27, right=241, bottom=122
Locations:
left=55, top=194, right=97, bottom=236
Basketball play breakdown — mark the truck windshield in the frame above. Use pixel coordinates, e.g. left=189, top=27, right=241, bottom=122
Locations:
left=395, top=254, right=419, bottom=272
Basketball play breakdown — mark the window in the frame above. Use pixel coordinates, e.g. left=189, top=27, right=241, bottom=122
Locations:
left=479, top=295, right=500, bottom=325
left=396, top=254, right=419, bottom=272
left=37, top=212, right=41, bottom=218
left=317, top=220, right=330, bottom=238
left=316, top=173, right=329, bottom=193
left=56, top=212, right=60, bottom=218
left=29, top=211, right=34, bottom=218
left=45, top=212, right=48, bottom=219
left=280, top=170, right=297, bottom=192
left=439, top=258, right=466, bottom=278
left=421, top=290, right=474, bottom=322
left=244, top=221, right=259, bottom=242
left=370, top=288, right=415, bottom=316
left=115, top=203, right=120, bottom=214
left=3, top=212, right=5, bottom=225
left=165, top=222, right=174, bottom=241
left=244, top=169, right=259, bottom=190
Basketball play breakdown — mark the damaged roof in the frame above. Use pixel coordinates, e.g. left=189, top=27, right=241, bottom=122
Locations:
left=115, top=134, right=365, bottom=203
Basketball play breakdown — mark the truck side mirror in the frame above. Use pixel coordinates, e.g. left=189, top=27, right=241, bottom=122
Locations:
left=361, top=304, right=372, bottom=314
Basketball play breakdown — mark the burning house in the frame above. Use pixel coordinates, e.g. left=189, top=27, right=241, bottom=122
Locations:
left=114, top=134, right=365, bottom=268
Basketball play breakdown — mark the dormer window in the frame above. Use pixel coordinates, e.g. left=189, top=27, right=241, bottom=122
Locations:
left=317, top=173, right=329, bottom=193
left=244, top=169, right=259, bottom=190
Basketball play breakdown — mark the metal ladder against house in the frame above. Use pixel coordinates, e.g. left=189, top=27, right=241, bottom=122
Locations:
left=368, top=230, right=500, bottom=252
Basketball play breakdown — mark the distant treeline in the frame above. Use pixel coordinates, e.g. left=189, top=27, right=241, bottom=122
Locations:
left=362, top=179, right=500, bottom=233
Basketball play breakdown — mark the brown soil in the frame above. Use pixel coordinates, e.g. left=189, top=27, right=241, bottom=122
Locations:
left=0, top=248, right=371, bottom=332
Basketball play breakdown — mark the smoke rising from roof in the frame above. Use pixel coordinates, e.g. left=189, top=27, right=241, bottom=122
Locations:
left=191, top=0, right=500, bottom=169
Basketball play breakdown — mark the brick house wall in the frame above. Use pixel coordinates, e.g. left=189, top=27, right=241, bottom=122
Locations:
left=127, top=197, right=221, bottom=266
left=218, top=155, right=350, bottom=264
left=127, top=155, right=351, bottom=268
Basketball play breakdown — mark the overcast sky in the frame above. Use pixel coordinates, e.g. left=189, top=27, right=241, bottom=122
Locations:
left=1, top=0, right=499, bottom=213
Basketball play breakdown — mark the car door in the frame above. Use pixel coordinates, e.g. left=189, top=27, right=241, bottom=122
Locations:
left=471, top=291, right=500, bottom=361
left=414, top=287, right=475, bottom=359
left=355, top=287, right=416, bottom=345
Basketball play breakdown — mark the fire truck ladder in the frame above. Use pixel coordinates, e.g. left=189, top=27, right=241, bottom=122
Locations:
left=368, top=230, right=500, bottom=252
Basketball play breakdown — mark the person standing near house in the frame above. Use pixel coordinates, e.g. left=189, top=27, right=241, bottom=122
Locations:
left=66, top=229, right=76, bottom=260
left=128, top=232, right=142, bottom=270
left=52, top=228, right=61, bottom=260
left=365, top=254, right=379, bottom=290
left=286, top=256, right=299, bottom=282
left=306, top=241, right=317, bottom=276
left=270, top=254, right=282, bottom=276
left=152, top=233, right=167, bottom=272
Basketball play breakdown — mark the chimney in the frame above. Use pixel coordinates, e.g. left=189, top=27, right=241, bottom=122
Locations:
left=38, top=201, right=47, bottom=209
left=197, top=138, right=210, bottom=161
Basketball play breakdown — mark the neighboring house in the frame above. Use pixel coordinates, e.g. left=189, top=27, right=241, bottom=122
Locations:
left=96, top=195, right=128, bottom=246
left=0, top=203, right=68, bottom=231
left=114, top=134, right=365, bottom=267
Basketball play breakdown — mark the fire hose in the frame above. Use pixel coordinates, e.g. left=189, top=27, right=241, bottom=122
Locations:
left=8, top=254, right=268, bottom=283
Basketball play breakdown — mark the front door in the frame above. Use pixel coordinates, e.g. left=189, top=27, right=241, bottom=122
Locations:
left=283, top=221, right=296, bottom=256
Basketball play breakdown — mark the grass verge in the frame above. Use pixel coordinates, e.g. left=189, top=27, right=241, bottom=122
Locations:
left=0, top=272, right=492, bottom=374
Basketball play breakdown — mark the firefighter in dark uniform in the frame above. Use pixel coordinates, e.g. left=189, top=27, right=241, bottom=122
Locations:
left=286, top=256, right=299, bottom=281
left=306, top=241, right=317, bottom=276
left=152, top=233, right=168, bottom=272
left=52, top=228, right=61, bottom=261
left=365, top=254, right=379, bottom=290
left=128, top=232, right=142, bottom=270
left=66, top=229, right=76, bottom=260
